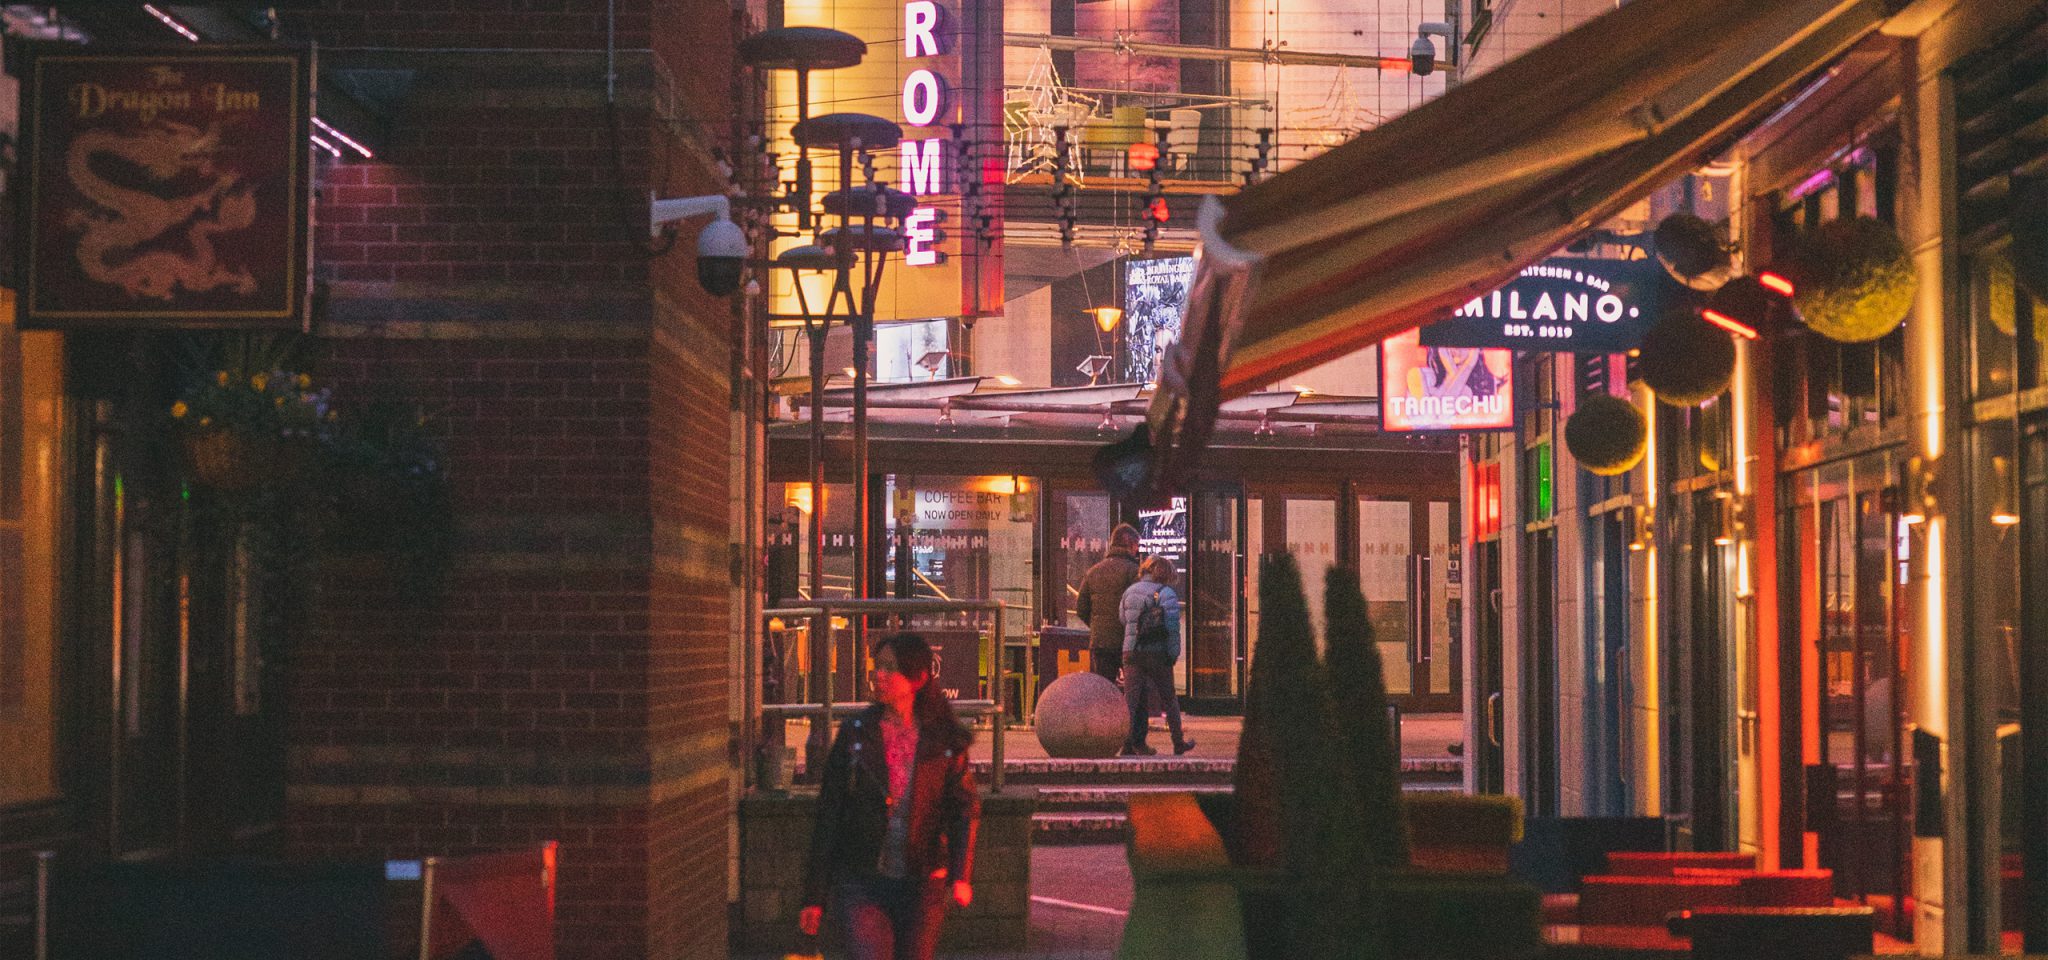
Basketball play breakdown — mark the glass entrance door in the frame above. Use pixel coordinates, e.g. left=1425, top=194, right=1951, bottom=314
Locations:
left=1811, top=486, right=1913, bottom=937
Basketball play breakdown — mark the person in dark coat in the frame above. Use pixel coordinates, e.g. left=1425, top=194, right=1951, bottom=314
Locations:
left=799, top=633, right=980, bottom=960
left=1074, top=524, right=1141, bottom=684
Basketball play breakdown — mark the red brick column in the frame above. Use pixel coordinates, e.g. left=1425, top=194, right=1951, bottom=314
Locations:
left=280, top=4, right=737, bottom=957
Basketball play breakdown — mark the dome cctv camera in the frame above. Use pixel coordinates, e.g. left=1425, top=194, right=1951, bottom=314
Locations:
left=1409, top=35, right=1436, bottom=77
left=696, top=216, right=747, bottom=297
left=649, top=192, right=749, bottom=296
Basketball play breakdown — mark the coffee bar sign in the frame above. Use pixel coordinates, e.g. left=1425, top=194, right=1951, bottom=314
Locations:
left=1419, top=258, right=1661, bottom=353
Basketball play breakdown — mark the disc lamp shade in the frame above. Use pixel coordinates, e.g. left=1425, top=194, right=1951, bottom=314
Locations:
left=1784, top=216, right=1918, bottom=343
left=1088, top=306, right=1125, bottom=333
left=1638, top=307, right=1735, bottom=406
left=1564, top=394, right=1648, bottom=476
left=1654, top=214, right=1732, bottom=291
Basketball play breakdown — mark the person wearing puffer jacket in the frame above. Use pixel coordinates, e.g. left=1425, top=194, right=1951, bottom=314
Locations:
left=1117, top=556, right=1195, bottom=757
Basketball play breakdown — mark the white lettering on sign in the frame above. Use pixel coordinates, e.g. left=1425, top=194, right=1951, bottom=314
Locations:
left=902, top=138, right=944, bottom=194
left=905, top=208, right=940, bottom=266
left=900, top=0, right=948, bottom=270
left=1387, top=394, right=1510, bottom=418
left=905, top=1, right=942, bottom=57
left=902, top=69, right=944, bottom=126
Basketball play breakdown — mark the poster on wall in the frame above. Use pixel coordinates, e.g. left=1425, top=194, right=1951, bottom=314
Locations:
left=1124, top=256, right=1194, bottom=383
left=1417, top=257, right=1661, bottom=352
left=17, top=46, right=313, bottom=329
left=1137, top=496, right=1187, bottom=569
left=1379, top=327, right=1513, bottom=432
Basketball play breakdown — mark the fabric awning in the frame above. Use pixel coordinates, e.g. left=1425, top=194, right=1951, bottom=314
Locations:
left=1132, top=0, right=1894, bottom=499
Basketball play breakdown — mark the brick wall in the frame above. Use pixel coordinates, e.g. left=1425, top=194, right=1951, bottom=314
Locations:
left=277, top=1, right=738, bottom=957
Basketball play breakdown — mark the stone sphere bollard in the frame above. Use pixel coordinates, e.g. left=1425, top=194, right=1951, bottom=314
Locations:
left=1034, top=671, right=1127, bottom=758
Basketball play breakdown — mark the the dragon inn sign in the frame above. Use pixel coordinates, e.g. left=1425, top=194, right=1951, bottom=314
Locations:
left=16, top=47, right=312, bottom=329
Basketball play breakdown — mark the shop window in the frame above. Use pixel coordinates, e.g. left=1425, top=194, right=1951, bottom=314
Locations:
left=1772, top=140, right=1911, bottom=448
left=1969, top=246, right=2047, bottom=400
left=0, top=293, right=65, bottom=807
left=1358, top=499, right=1413, bottom=696
left=886, top=476, right=1038, bottom=638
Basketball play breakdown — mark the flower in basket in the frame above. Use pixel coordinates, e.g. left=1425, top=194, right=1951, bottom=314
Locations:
left=173, top=366, right=334, bottom=492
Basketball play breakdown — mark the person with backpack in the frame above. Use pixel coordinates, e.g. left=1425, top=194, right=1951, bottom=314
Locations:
left=1117, top=556, right=1195, bottom=756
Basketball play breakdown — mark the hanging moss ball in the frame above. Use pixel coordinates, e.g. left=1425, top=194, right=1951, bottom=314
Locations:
left=1787, top=216, right=1918, bottom=343
left=1655, top=214, right=1732, bottom=291
left=2011, top=179, right=2048, bottom=305
left=1638, top=309, right=1735, bottom=406
left=1565, top=394, right=1647, bottom=476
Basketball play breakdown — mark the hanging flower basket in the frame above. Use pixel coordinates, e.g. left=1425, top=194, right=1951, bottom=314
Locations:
left=1565, top=394, right=1647, bottom=476
left=183, top=429, right=282, bottom=492
left=1637, top=307, right=1735, bottom=406
left=1785, top=216, right=1917, bottom=343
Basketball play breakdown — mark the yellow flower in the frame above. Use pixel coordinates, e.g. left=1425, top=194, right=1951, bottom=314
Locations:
left=215, top=371, right=230, bottom=386
left=198, top=416, right=212, bottom=426
left=296, top=374, right=312, bottom=389
left=171, top=401, right=189, bottom=418
left=275, top=396, right=287, bottom=407
left=251, top=373, right=269, bottom=391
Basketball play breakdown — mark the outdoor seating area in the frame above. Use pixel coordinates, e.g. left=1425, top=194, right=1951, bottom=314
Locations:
left=1527, top=846, right=1890, bottom=960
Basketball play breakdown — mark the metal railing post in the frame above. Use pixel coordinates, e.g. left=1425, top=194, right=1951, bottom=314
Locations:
left=989, top=604, right=1005, bottom=792
left=34, top=849, right=51, bottom=960
left=418, top=856, right=439, bottom=960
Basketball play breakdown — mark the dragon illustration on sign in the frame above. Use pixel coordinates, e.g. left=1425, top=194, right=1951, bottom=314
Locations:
left=62, top=120, right=259, bottom=301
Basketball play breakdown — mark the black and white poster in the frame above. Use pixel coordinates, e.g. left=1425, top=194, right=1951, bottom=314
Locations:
left=1123, top=256, right=1194, bottom=383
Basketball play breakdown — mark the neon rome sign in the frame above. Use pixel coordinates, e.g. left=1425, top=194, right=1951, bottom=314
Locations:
left=901, top=0, right=949, bottom=267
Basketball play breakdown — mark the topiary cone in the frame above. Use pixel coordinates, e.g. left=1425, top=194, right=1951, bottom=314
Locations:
left=1565, top=394, right=1648, bottom=476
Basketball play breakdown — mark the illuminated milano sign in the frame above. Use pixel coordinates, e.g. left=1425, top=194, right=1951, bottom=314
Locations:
left=901, top=0, right=948, bottom=267
left=1418, top=257, right=1663, bottom=353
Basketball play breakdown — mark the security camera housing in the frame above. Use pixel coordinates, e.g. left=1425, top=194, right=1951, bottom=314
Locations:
left=1409, top=36, right=1436, bottom=77
left=696, top=217, right=747, bottom=296
left=649, top=192, right=749, bottom=296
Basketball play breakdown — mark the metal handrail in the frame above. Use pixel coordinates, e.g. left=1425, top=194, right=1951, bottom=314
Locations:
left=756, top=598, right=1009, bottom=791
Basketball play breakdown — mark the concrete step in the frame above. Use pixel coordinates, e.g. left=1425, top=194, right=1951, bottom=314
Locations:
left=979, top=755, right=1464, bottom=787
left=1035, top=785, right=1234, bottom=814
left=1029, top=782, right=1470, bottom=843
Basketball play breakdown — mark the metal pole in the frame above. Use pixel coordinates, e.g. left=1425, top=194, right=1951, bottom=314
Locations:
left=847, top=142, right=872, bottom=638
left=35, top=850, right=51, bottom=960
left=417, top=857, right=439, bottom=960
left=805, top=323, right=829, bottom=775
left=991, top=604, right=1006, bottom=792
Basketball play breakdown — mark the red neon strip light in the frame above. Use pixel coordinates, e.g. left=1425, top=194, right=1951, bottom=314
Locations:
left=1701, top=308, right=1759, bottom=340
left=1757, top=272, right=1795, bottom=297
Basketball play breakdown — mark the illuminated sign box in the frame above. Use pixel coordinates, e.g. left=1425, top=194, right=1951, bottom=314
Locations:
left=1123, top=256, right=1194, bottom=383
left=1379, top=327, right=1513, bottom=432
left=1418, top=257, right=1662, bottom=353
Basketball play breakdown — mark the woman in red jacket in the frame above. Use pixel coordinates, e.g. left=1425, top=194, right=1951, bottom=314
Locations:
left=799, top=633, right=980, bottom=960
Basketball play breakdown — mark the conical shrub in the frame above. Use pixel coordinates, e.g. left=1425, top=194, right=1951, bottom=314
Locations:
left=1324, top=566, right=1408, bottom=870
left=1235, top=553, right=1347, bottom=958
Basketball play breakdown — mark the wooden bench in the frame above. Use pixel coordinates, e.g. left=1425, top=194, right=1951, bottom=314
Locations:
left=1578, top=874, right=1742, bottom=926
left=1669, top=905, right=1874, bottom=960
left=1604, top=851, right=1757, bottom=876
left=1671, top=867, right=1834, bottom=908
